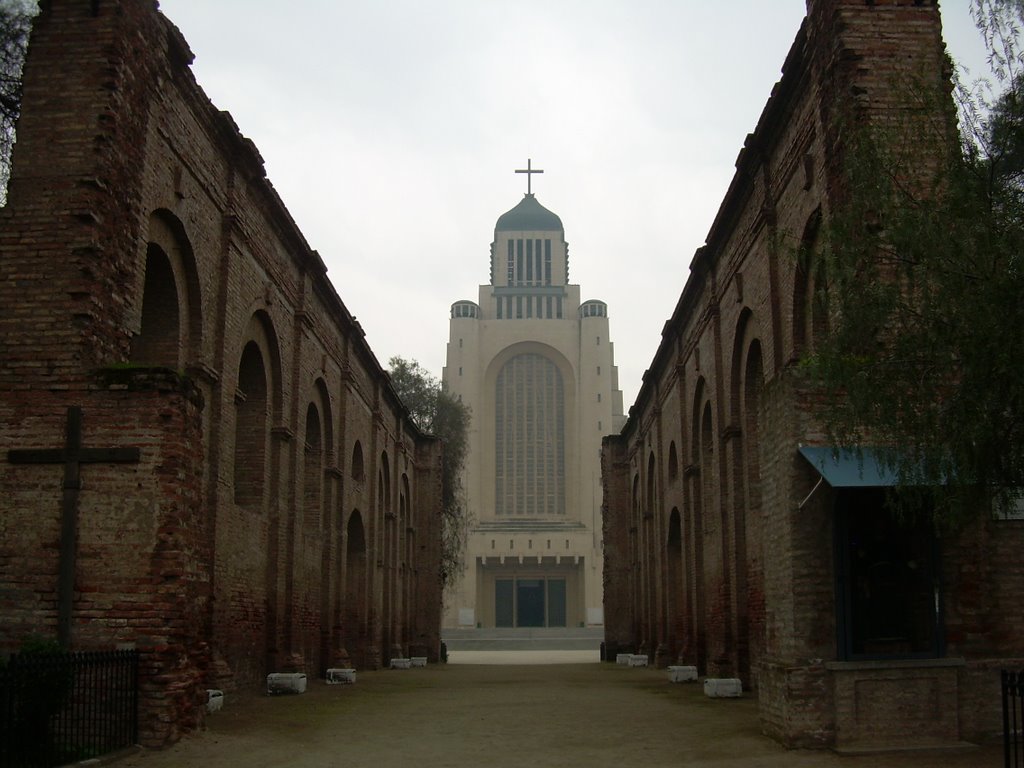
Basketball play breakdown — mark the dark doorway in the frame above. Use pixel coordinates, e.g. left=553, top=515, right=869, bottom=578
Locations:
left=495, top=580, right=514, bottom=627
left=836, top=488, right=941, bottom=659
left=547, top=579, right=566, bottom=627
left=516, top=579, right=545, bottom=627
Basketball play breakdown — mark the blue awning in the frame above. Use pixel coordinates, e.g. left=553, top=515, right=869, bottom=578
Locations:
left=798, top=446, right=900, bottom=487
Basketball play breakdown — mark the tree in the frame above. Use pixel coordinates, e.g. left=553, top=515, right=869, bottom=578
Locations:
left=0, top=0, right=35, bottom=205
left=805, top=1, right=1024, bottom=523
left=387, top=356, right=472, bottom=586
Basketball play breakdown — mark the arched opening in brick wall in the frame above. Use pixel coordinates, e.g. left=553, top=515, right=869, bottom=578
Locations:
left=689, top=380, right=710, bottom=673
left=742, top=339, right=765, bottom=681
left=351, top=441, right=364, bottom=481
left=701, top=397, right=730, bottom=671
left=645, top=451, right=657, bottom=652
left=232, top=311, right=283, bottom=512
left=132, top=244, right=180, bottom=366
left=379, top=452, right=391, bottom=514
left=345, top=511, right=368, bottom=666
left=631, top=473, right=641, bottom=648
left=310, top=379, right=334, bottom=674
left=379, top=452, right=394, bottom=659
left=792, top=207, right=827, bottom=359
left=132, top=209, right=202, bottom=368
left=668, top=441, right=679, bottom=485
left=302, top=402, right=325, bottom=673
left=729, top=308, right=763, bottom=688
left=400, top=473, right=412, bottom=652
left=304, top=403, right=323, bottom=532
left=666, top=508, right=684, bottom=661
left=234, top=341, right=268, bottom=509
left=314, top=378, right=334, bottom=490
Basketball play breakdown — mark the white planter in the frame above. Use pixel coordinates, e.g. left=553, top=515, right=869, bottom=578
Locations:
left=668, top=665, right=698, bottom=683
left=267, top=672, right=307, bottom=695
left=703, top=678, right=742, bottom=698
left=206, top=689, right=224, bottom=712
left=326, top=668, right=356, bottom=684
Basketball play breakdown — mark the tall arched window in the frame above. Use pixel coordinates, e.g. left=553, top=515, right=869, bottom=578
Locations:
left=132, top=243, right=180, bottom=367
left=234, top=341, right=268, bottom=508
left=351, top=441, right=364, bottom=481
left=133, top=210, right=202, bottom=369
left=793, top=208, right=827, bottom=358
left=303, top=403, right=323, bottom=532
left=345, top=511, right=368, bottom=663
left=494, top=354, right=565, bottom=517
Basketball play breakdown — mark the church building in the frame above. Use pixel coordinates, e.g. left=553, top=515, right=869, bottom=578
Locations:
left=601, top=0, right=1024, bottom=751
left=442, top=167, right=624, bottom=630
left=0, top=1, right=444, bottom=746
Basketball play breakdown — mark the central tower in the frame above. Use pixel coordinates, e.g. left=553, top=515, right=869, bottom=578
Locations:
left=442, top=163, right=624, bottom=630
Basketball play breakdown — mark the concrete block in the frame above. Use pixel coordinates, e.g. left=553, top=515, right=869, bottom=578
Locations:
left=410, top=656, right=427, bottom=667
left=616, top=653, right=632, bottom=665
left=325, top=668, right=356, bottom=684
left=704, top=677, right=742, bottom=697
left=267, top=672, right=307, bottom=695
left=668, top=665, right=698, bottom=683
left=206, top=689, right=224, bottom=712
left=390, top=658, right=411, bottom=669
left=628, top=654, right=649, bottom=668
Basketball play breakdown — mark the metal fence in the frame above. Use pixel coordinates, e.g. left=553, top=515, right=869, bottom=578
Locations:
left=0, top=649, right=139, bottom=768
left=1006, top=670, right=1024, bottom=768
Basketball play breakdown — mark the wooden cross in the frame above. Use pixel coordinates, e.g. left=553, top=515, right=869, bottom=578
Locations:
left=515, top=158, right=544, bottom=195
left=7, top=406, right=141, bottom=648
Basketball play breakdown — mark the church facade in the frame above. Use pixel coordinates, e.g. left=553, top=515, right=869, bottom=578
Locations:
left=443, top=180, right=624, bottom=629
left=602, top=0, right=1024, bottom=751
left=0, top=1, right=443, bottom=746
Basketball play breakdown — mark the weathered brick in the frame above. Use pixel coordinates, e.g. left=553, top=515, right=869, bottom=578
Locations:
left=603, top=0, right=1023, bottom=750
left=0, top=0, right=444, bottom=749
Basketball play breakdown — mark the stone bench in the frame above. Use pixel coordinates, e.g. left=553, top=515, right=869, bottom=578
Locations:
left=628, top=654, right=649, bottom=668
left=703, top=677, right=742, bottom=698
left=410, top=656, right=427, bottom=668
left=668, top=665, right=698, bottom=683
left=390, top=658, right=412, bottom=670
left=206, top=689, right=224, bottom=712
left=325, top=668, right=356, bottom=684
left=267, top=672, right=307, bottom=695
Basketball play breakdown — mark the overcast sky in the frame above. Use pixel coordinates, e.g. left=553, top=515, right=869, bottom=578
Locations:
left=157, top=1, right=991, bottom=410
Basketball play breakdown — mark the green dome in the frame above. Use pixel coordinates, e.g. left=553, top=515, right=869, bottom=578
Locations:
left=495, top=194, right=563, bottom=232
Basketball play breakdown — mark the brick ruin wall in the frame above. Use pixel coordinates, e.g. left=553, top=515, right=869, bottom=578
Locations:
left=0, top=0, right=443, bottom=747
left=602, top=0, right=1024, bottom=749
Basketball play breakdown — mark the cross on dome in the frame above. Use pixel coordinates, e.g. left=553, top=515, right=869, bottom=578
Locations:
left=515, top=158, right=544, bottom=195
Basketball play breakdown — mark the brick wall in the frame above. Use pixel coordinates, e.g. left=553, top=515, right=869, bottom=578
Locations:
left=0, top=0, right=443, bottom=747
left=603, top=0, right=1024, bottom=749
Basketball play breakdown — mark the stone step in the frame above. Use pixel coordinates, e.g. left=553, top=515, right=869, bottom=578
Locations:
left=442, top=627, right=604, bottom=651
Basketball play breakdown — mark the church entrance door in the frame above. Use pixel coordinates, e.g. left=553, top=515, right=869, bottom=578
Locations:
left=495, top=579, right=514, bottom=627
left=488, top=570, right=577, bottom=628
left=517, top=579, right=545, bottom=627
left=547, top=579, right=566, bottom=627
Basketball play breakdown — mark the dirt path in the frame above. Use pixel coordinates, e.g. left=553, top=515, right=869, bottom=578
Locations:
left=117, top=661, right=1002, bottom=768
